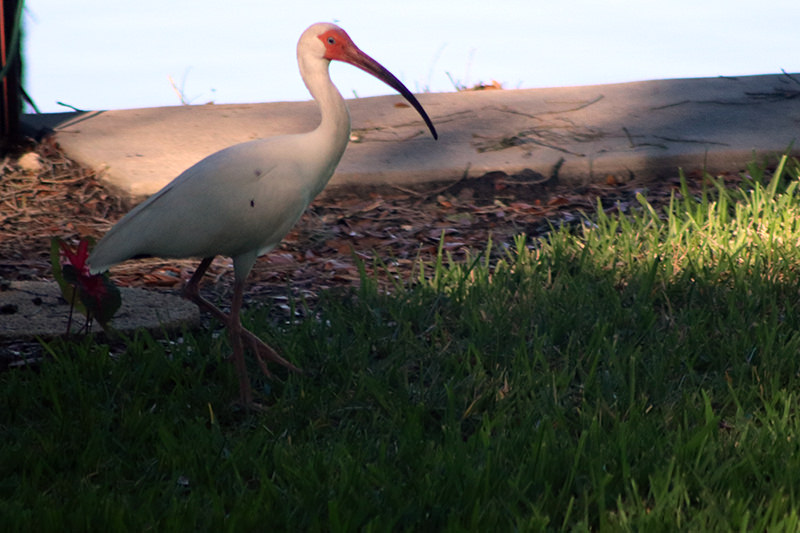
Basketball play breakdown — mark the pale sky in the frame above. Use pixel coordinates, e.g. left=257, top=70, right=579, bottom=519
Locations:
left=24, top=0, right=799, bottom=113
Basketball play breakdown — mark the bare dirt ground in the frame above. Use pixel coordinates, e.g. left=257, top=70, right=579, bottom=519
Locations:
left=1, top=137, right=738, bottom=312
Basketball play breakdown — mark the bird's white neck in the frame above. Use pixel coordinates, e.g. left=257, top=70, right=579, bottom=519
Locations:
left=298, top=55, right=351, bottom=197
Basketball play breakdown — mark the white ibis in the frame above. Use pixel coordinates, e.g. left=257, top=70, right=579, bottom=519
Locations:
left=89, top=22, right=437, bottom=406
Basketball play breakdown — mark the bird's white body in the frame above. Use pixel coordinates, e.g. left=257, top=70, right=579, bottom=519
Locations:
left=90, top=23, right=352, bottom=280
left=87, top=22, right=437, bottom=405
left=89, top=131, right=346, bottom=280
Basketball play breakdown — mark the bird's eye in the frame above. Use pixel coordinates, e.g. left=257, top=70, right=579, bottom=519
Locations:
left=327, top=36, right=336, bottom=45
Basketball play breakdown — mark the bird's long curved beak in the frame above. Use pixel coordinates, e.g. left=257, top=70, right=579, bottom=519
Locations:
left=340, top=46, right=438, bottom=140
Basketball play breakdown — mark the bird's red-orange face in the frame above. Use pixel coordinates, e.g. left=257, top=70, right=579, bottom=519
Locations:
left=315, top=24, right=438, bottom=140
left=318, top=28, right=356, bottom=61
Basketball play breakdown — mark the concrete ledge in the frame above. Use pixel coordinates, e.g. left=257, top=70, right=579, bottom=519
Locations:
left=25, top=73, right=800, bottom=201
left=0, top=281, right=199, bottom=341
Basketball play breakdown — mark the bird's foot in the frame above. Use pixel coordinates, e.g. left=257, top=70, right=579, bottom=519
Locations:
left=239, top=327, right=303, bottom=377
left=183, top=275, right=302, bottom=378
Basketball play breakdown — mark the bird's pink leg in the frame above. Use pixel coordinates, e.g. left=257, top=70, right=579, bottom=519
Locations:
left=182, top=258, right=234, bottom=326
left=182, top=258, right=301, bottom=388
left=228, top=277, right=253, bottom=405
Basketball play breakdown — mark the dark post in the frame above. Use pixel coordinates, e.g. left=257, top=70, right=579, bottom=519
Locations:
left=0, top=0, right=23, bottom=152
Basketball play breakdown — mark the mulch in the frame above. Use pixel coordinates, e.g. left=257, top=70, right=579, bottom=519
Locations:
left=0, top=136, right=740, bottom=308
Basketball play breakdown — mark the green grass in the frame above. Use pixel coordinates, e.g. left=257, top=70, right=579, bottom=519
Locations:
left=4, top=155, right=800, bottom=531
